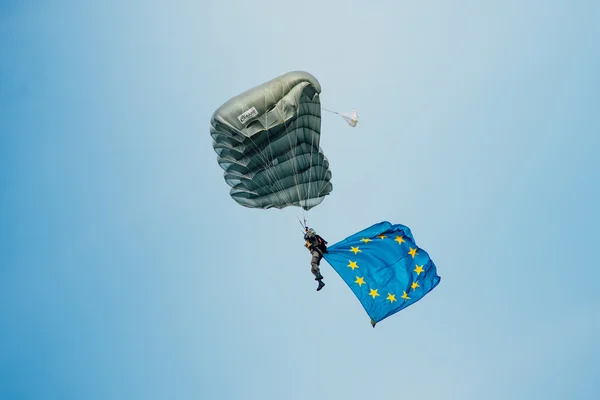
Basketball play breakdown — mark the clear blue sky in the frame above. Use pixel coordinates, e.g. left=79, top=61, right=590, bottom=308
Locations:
left=2, top=1, right=599, bottom=399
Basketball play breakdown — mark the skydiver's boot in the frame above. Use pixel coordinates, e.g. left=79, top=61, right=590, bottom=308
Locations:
left=314, top=271, right=324, bottom=281
left=317, top=279, right=325, bottom=291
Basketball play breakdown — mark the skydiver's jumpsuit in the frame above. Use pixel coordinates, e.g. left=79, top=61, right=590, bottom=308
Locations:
left=304, top=230, right=324, bottom=280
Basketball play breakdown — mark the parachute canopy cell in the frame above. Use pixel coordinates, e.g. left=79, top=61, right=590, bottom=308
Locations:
left=210, top=71, right=333, bottom=211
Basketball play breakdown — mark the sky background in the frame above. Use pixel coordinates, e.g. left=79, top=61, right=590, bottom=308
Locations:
left=2, top=0, right=600, bottom=399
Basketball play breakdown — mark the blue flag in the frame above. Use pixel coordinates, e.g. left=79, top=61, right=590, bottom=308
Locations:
left=322, top=221, right=441, bottom=327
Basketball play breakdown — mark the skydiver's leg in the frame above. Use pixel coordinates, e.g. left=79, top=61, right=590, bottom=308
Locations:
left=316, top=252, right=324, bottom=280
left=311, top=250, right=325, bottom=291
left=310, top=251, right=321, bottom=279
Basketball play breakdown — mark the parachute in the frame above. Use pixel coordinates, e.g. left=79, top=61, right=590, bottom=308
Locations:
left=210, top=71, right=352, bottom=211
left=323, top=108, right=359, bottom=127
left=341, top=110, right=359, bottom=127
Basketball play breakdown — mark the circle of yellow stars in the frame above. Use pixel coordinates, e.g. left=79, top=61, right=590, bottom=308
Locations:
left=346, top=233, right=424, bottom=305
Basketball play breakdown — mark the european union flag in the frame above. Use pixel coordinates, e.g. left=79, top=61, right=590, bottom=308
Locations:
left=322, top=221, right=441, bottom=327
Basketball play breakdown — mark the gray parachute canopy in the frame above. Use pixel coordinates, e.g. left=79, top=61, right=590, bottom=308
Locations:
left=210, top=71, right=333, bottom=211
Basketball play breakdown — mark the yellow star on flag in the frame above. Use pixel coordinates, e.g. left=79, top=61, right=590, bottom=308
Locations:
left=408, top=247, right=418, bottom=258
left=368, top=288, right=380, bottom=299
left=411, top=281, right=420, bottom=290
left=347, top=261, right=359, bottom=270
left=378, top=234, right=387, bottom=239
left=395, top=235, right=405, bottom=244
left=360, top=238, right=372, bottom=243
left=386, top=293, right=397, bottom=303
left=355, top=276, right=365, bottom=286
left=414, top=265, right=424, bottom=275
left=401, top=291, right=410, bottom=301
left=350, top=246, right=361, bottom=254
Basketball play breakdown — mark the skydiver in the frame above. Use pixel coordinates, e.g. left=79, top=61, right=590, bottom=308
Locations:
left=304, top=226, right=328, bottom=291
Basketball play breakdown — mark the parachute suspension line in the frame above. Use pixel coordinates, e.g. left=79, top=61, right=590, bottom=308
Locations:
left=241, top=82, right=297, bottom=210
left=305, top=107, right=316, bottom=212
left=270, top=83, right=305, bottom=211
left=263, top=91, right=291, bottom=208
left=302, top=208, right=307, bottom=230
left=321, top=107, right=340, bottom=115
left=300, top=83, right=324, bottom=211
left=230, top=79, right=330, bottom=215
left=270, top=80, right=317, bottom=222
left=296, top=216, right=306, bottom=233
left=281, top=81, right=322, bottom=213
left=234, top=98, right=290, bottom=209
left=239, top=104, right=287, bottom=205
left=301, top=82, right=316, bottom=212
left=284, top=98, right=305, bottom=210
left=258, top=87, right=297, bottom=208
left=260, top=89, right=295, bottom=208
